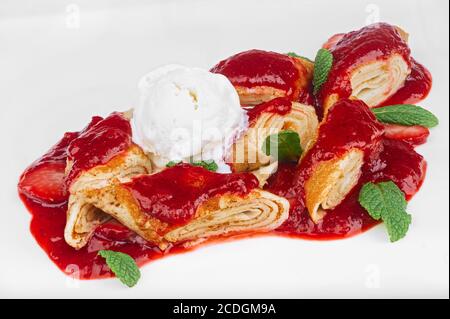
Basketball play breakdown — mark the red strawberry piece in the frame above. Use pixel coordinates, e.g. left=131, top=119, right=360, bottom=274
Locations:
left=322, top=33, right=345, bottom=50
left=18, top=161, right=68, bottom=206
left=383, top=123, right=430, bottom=146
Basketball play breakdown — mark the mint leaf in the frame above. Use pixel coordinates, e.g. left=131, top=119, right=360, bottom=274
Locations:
left=358, top=181, right=411, bottom=242
left=191, top=160, right=219, bottom=172
left=384, top=210, right=412, bottom=243
left=262, top=130, right=302, bottom=162
left=286, top=52, right=313, bottom=63
left=166, top=159, right=218, bottom=171
left=166, top=160, right=181, bottom=168
left=372, top=104, right=439, bottom=128
left=313, top=48, right=333, bottom=95
left=98, top=250, right=141, bottom=287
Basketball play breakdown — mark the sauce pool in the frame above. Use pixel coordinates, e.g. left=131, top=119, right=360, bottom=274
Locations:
left=211, top=49, right=299, bottom=92
left=21, top=136, right=425, bottom=279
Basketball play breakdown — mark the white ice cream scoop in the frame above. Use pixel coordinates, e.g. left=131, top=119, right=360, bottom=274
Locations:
left=132, top=65, right=248, bottom=172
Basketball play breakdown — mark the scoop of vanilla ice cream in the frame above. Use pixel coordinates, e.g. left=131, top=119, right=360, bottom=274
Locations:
left=132, top=65, right=248, bottom=172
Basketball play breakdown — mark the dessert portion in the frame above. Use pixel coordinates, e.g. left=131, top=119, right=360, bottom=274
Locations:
left=286, top=99, right=384, bottom=223
left=132, top=65, right=247, bottom=171
left=64, top=113, right=152, bottom=249
left=211, top=49, right=314, bottom=106
left=68, top=164, right=289, bottom=250
left=318, top=23, right=431, bottom=113
left=317, top=23, right=433, bottom=146
left=228, top=97, right=318, bottom=174
left=17, top=22, right=438, bottom=285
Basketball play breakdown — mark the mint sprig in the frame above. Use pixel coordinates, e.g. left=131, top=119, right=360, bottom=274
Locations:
left=372, top=104, right=439, bottom=128
left=98, top=250, right=141, bottom=287
left=358, top=181, right=412, bottom=242
left=262, top=130, right=302, bottom=162
left=166, top=160, right=181, bottom=168
left=312, top=48, right=333, bottom=95
left=191, top=160, right=219, bottom=172
left=286, top=52, right=313, bottom=63
left=166, top=159, right=218, bottom=172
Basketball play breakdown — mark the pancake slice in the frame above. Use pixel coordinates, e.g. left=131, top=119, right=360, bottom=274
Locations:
left=64, top=144, right=152, bottom=249
left=164, top=189, right=289, bottom=243
left=66, top=165, right=289, bottom=250
left=350, top=54, right=410, bottom=107
left=211, top=50, right=314, bottom=106
left=228, top=98, right=318, bottom=175
left=294, top=99, right=384, bottom=223
left=319, top=23, right=412, bottom=114
left=64, top=110, right=153, bottom=250
left=304, top=149, right=364, bottom=223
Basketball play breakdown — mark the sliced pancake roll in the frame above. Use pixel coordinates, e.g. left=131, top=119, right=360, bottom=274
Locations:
left=64, top=112, right=152, bottom=249
left=318, top=23, right=412, bottom=114
left=211, top=49, right=314, bottom=106
left=304, top=149, right=364, bottom=222
left=296, top=99, right=384, bottom=223
left=228, top=98, right=319, bottom=175
left=65, top=164, right=289, bottom=250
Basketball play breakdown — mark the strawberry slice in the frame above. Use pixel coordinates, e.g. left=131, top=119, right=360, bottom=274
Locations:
left=383, top=123, right=430, bottom=146
left=18, top=161, right=67, bottom=206
left=322, top=33, right=345, bottom=50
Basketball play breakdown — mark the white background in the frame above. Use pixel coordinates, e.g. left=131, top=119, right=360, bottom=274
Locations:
left=0, top=0, right=448, bottom=298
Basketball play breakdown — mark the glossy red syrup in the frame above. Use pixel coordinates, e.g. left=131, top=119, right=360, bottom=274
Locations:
left=19, top=101, right=428, bottom=279
left=266, top=140, right=425, bottom=239
left=24, top=134, right=426, bottom=279
left=368, top=139, right=426, bottom=200
left=124, top=164, right=259, bottom=226
left=318, top=23, right=411, bottom=106
left=266, top=99, right=385, bottom=236
left=18, top=116, right=103, bottom=206
left=65, top=113, right=132, bottom=187
left=19, top=36, right=432, bottom=279
left=247, top=97, right=292, bottom=125
left=23, top=196, right=161, bottom=279
left=211, top=49, right=299, bottom=92
left=379, top=58, right=433, bottom=106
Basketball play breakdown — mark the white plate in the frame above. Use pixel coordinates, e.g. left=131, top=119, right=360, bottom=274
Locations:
left=0, top=0, right=448, bottom=298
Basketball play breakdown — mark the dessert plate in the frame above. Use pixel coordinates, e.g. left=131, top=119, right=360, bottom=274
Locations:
left=0, top=0, right=448, bottom=298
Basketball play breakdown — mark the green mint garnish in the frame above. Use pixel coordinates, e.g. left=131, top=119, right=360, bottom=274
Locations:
left=191, top=160, right=219, bottom=172
left=372, top=104, right=439, bottom=128
left=98, top=250, right=141, bottom=287
left=358, top=181, right=412, bottom=242
left=262, top=130, right=302, bottom=162
left=286, top=52, right=313, bottom=63
left=312, top=48, right=333, bottom=95
left=166, top=160, right=182, bottom=168
left=166, top=159, right=218, bottom=172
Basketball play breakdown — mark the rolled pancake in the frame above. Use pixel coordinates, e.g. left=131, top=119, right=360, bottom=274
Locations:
left=319, top=23, right=412, bottom=114
left=296, top=99, right=384, bottom=223
left=228, top=98, right=318, bottom=176
left=304, top=149, right=363, bottom=222
left=65, top=164, right=289, bottom=250
left=211, top=49, right=314, bottom=106
left=64, top=112, right=152, bottom=249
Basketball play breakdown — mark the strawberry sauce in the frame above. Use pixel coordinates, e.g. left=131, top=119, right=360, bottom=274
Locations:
left=378, top=58, right=432, bottom=106
left=318, top=23, right=412, bottom=106
left=18, top=28, right=433, bottom=280
left=211, top=49, right=299, bottom=92
left=266, top=99, right=385, bottom=236
left=19, top=98, right=427, bottom=279
left=124, top=164, right=259, bottom=226
left=247, top=97, right=292, bottom=125
left=65, top=113, right=132, bottom=187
